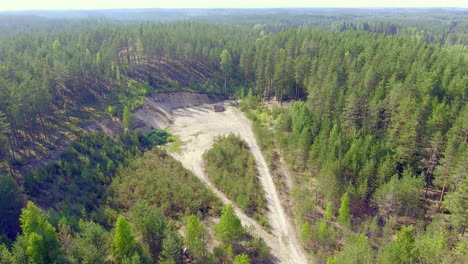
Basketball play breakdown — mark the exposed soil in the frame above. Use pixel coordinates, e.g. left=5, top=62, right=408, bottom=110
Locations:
left=158, top=100, right=309, bottom=263
left=132, top=92, right=224, bottom=134
left=269, top=153, right=297, bottom=228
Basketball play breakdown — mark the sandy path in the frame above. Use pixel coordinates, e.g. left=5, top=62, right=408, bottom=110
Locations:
left=168, top=104, right=309, bottom=264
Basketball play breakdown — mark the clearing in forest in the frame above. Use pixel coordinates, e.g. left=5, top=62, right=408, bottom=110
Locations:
left=166, top=102, right=309, bottom=264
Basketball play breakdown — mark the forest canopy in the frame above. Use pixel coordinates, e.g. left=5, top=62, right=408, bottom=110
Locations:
left=0, top=7, right=466, bottom=264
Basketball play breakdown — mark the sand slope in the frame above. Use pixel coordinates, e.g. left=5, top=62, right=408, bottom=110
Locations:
left=120, top=92, right=309, bottom=263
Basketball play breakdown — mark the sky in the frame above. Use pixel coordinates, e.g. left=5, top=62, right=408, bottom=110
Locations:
left=1, top=0, right=467, bottom=11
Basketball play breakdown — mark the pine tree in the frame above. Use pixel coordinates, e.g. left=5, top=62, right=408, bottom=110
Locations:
left=444, top=175, right=467, bottom=235
left=388, top=96, right=420, bottom=165
left=113, top=216, right=136, bottom=260
left=159, top=230, right=181, bottom=264
left=0, top=173, right=23, bottom=239
left=130, top=201, right=167, bottom=261
left=220, top=50, right=233, bottom=92
left=335, top=234, right=374, bottom=264
left=123, top=106, right=133, bottom=130
left=71, top=220, right=110, bottom=264
left=215, top=204, right=244, bottom=245
left=415, top=227, right=449, bottom=264
left=338, top=193, right=351, bottom=227
left=184, top=215, right=205, bottom=260
left=19, top=202, right=61, bottom=264
left=378, top=226, right=419, bottom=264
left=324, top=202, right=334, bottom=222
left=372, top=177, right=400, bottom=221
left=0, top=111, right=10, bottom=158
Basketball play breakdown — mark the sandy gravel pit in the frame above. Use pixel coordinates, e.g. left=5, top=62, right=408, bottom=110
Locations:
left=168, top=103, right=309, bottom=264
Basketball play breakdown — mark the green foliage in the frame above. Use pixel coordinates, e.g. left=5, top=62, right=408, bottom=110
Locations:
left=378, top=226, right=419, bottom=264
left=220, top=50, right=233, bottom=76
left=291, top=102, right=313, bottom=135
left=316, top=160, right=343, bottom=206
left=300, top=222, right=312, bottom=249
left=184, top=215, right=205, bottom=260
left=215, top=204, right=244, bottom=245
left=0, top=173, right=23, bottom=239
left=141, top=130, right=170, bottom=148
left=25, top=132, right=164, bottom=222
left=130, top=201, right=167, bottom=261
left=19, top=202, right=61, bottom=264
left=234, top=254, right=251, bottom=264
left=123, top=106, right=133, bottom=130
left=324, top=202, right=334, bottom=222
left=327, top=257, right=337, bottom=264
left=204, top=134, right=267, bottom=220
left=220, top=49, right=233, bottom=91
left=240, top=27, right=467, bottom=261
left=112, top=148, right=221, bottom=219
left=69, top=220, right=111, bottom=264
left=107, top=105, right=116, bottom=116
left=167, top=134, right=182, bottom=153
left=122, top=252, right=142, bottom=264
left=213, top=244, right=234, bottom=263
left=113, top=216, right=136, bottom=260
left=315, top=220, right=337, bottom=250
left=0, top=243, right=14, bottom=264
left=0, top=111, right=9, bottom=159
left=240, top=88, right=259, bottom=110
left=443, top=167, right=468, bottom=233
left=415, top=226, right=449, bottom=264
left=292, top=186, right=315, bottom=223
left=159, top=230, right=182, bottom=264
left=1, top=10, right=467, bottom=264
left=372, top=174, right=423, bottom=221
left=26, top=232, right=48, bottom=264
left=244, top=235, right=271, bottom=261
left=338, top=193, right=350, bottom=228
left=334, top=234, right=374, bottom=264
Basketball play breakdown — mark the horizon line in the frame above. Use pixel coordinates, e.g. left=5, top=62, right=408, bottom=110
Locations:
left=2, top=6, right=468, bottom=12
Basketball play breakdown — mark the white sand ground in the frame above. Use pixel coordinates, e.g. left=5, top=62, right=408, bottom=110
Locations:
left=167, top=103, right=309, bottom=264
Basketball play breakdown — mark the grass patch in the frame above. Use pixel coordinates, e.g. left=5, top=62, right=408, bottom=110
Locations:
left=167, top=134, right=182, bottom=153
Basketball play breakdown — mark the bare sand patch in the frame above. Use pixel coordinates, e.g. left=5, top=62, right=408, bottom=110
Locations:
left=167, top=103, right=309, bottom=264
left=112, top=91, right=308, bottom=263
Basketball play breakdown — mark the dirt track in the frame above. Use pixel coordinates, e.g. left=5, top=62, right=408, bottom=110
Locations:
left=168, top=103, right=309, bottom=264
